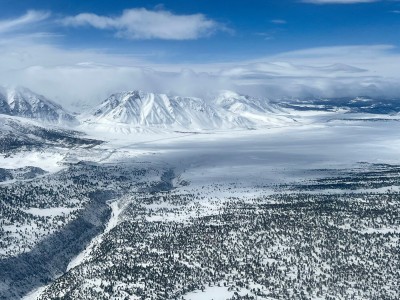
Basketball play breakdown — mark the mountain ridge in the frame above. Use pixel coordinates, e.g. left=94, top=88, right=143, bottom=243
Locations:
left=5, top=86, right=398, bottom=133
left=80, top=89, right=292, bottom=132
left=0, top=86, right=77, bottom=125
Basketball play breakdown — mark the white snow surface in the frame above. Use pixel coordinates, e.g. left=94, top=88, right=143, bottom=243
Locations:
left=0, top=151, right=65, bottom=173
left=183, top=285, right=254, bottom=300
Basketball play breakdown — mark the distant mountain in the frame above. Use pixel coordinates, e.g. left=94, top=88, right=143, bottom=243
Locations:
left=0, top=86, right=77, bottom=125
left=276, top=96, right=400, bottom=115
left=81, top=90, right=292, bottom=132
left=213, top=90, right=289, bottom=125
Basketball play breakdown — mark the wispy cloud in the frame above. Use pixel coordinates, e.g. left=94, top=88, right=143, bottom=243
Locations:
left=62, top=8, right=225, bottom=40
left=302, top=0, right=379, bottom=4
left=271, top=19, right=287, bottom=24
left=0, top=10, right=50, bottom=34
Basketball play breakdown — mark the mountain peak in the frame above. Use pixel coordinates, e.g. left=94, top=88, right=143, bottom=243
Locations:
left=0, top=86, right=77, bottom=125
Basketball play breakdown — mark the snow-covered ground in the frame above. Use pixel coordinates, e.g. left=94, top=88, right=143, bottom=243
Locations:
left=0, top=151, right=66, bottom=173
left=66, top=198, right=127, bottom=271
left=2, top=110, right=400, bottom=300
left=95, top=120, right=400, bottom=187
left=183, top=285, right=254, bottom=300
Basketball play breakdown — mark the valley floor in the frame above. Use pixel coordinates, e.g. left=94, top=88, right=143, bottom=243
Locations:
left=1, top=119, right=400, bottom=300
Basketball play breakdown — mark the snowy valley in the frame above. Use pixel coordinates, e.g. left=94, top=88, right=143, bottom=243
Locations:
left=0, top=86, right=399, bottom=300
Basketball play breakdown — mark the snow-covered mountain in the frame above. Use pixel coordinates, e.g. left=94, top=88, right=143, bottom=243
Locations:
left=0, top=114, right=101, bottom=153
left=87, top=90, right=223, bottom=129
left=81, top=90, right=292, bottom=132
left=213, top=90, right=290, bottom=125
left=0, top=86, right=77, bottom=125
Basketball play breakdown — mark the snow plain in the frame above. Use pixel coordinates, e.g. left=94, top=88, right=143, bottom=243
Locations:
left=83, top=118, right=400, bottom=188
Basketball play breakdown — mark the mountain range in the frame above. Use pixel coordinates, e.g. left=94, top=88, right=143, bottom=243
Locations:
left=1, top=86, right=398, bottom=133
left=81, top=90, right=292, bottom=132
left=0, top=86, right=293, bottom=132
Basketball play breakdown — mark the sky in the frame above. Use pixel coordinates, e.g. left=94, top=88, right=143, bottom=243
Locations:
left=0, top=0, right=400, bottom=108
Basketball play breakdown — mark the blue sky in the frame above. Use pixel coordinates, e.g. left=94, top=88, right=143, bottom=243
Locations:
left=0, top=0, right=400, bottom=105
left=1, top=0, right=400, bottom=62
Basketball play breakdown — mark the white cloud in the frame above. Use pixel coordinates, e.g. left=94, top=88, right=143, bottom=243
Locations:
left=268, top=45, right=399, bottom=77
left=215, top=44, right=400, bottom=98
left=62, top=8, right=223, bottom=40
left=0, top=33, right=400, bottom=109
left=1, top=8, right=398, bottom=109
left=302, top=0, right=379, bottom=4
left=270, top=19, right=287, bottom=24
left=0, top=10, right=50, bottom=34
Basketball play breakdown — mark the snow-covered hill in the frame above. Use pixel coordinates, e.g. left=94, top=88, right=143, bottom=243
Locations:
left=0, top=114, right=101, bottom=153
left=0, top=86, right=77, bottom=125
left=80, top=90, right=292, bottom=132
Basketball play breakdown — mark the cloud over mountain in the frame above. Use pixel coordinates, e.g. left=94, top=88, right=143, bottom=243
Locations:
left=1, top=42, right=400, bottom=109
